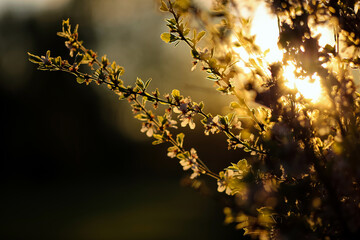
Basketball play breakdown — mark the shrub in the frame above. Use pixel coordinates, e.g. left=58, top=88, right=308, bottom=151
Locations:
left=29, top=0, right=360, bottom=239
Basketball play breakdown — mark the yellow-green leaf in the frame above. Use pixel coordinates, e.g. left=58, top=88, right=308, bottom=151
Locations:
left=160, top=33, right=171, bottom=43
left=76, top=77, right=85, bottom=84
left=160, top=0, right=169, bottom=12
left=196, top=31, right=206, bottom=42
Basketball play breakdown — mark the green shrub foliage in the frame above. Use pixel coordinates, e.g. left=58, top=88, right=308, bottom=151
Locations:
left=29, top=0, right=360, bottom=239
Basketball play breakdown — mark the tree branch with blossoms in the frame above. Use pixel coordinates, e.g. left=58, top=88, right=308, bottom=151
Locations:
left=28, top=0, right=360, bottom=239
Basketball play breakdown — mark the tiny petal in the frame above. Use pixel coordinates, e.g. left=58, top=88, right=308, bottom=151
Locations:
left=181, top=118, right=189, bottom=127
left=167, top=151, right=177, bottom=158
left=217, top=181, right=226, bottom=192
left=190, top=171, right=200, bottom=179
left=173, top=107, right=181, bottom=114
left=189, top=120, right=196, bottom=129
left=146, top=128, right=154, bottom=137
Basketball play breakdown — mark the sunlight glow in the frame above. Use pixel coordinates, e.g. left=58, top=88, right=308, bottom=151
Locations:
left=251, top=4, right=283, bottom=63
left=231, top=36, right=252, bottom=74
left=283, top=63, right=323, bottom=102
left=233, top=2, right=335, bottom=102
left=312, top=25, right=336, bottom=48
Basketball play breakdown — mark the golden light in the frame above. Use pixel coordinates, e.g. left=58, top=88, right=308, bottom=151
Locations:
left=313, top=25, right=336, bottom=48
left=283, top=63, right=323, bottom=102
left=250, top=3, right=283, bottom=63
left=231, top=40, right=252, bottom=74
left=233, top=2, right=336, bottom=103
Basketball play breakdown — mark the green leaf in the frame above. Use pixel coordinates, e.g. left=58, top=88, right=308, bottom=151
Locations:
left=152, top=134, right=164, bottom=145
left=161, top=33, right=171, bottom=43
left=226, top=112, right=236, bottom=125
left=208, top=58, right=217, bottom=68
left=216, top=86, right=229, bottom=94
left=160, top=32, right=179, bottom=43
left=134, top=113, right=148, bottom=121
left=153, top=88, right=160, bottom=98
left=62, top=18, right=71, bottom=34
left=56, top=32, right=67, bottom=38
left=177, top=152, right=189, bottom=160
left=176, top=133, right=185, bottom=147
left=166, top=18, right=177, bottom=26
left=191, top=49, right=200, bottom=59
left=219, top=116, right=227, bottom=125
left=111, top=61, right=118, bottom=71
left=153, top=134, right=163, bottom=140
left=118, top=93, right=126, bottom=100
left=76, top=77, right=85, bottom=84
left=198, top=101, right=204, bottom=110
left=73, top=24, right=79, bottom=34
left=207, top=75, right=219, bottom=81
left=152, top=140, right=163, bottom=145
left=196, top=31, right=206, bottom=42
left=27, top=52, right=43, bottom=64
left=144, top=78, right=152, bottom=89
left=230, top=101, right=242, bottom=109
left=183, top=28, right=190, bottom=36
left=168, top=146, right=177, bottom=152
left=101, top=55, right=109, bottom=66
left=54, top=56, right=62, bottom=66
left=136, top=77, right=145, bottom=90
left=159, top=0, right=169, bottom=12
left=73, top=52, right=84, bottom=66
left=157, top=115, right=164, bottom=123
left=172, top=89, right=180, bottom=98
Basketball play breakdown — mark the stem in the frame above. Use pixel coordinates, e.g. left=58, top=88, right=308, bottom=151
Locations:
left=168, top=4, right=225, bottom=85
left=133, top=97, right=220, bottom=180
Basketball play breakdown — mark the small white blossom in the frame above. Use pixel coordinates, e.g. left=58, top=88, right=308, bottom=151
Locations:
left=173, top=98, right=196, bottom=129
left=217, top=170, right=236, bottom=195
left=179, top=114, right=196, bottom=129
left=179, top=148, right=202, bottom=179
left=140, top=122, right=156, bottom=137
left=203, top=115, right=221, bottom=135
left=180, top=158, right=193, bottom=170
left=190, top=165, right=201, bottom=179
left=167, top=150, right=177, bottom=158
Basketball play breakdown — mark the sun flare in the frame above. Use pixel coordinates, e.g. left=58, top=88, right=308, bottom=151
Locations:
left=283, top=63, right=323, bottom=102
left=233, top=3, right=335, bottom=102
left=250, top=4, right=282, bottom=63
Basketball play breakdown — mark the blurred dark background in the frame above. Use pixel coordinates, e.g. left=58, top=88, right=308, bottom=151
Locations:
left=0, top=0, right=243, bottom=239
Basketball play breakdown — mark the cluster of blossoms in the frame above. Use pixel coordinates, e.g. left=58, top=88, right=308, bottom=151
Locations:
left=202, top=115, right=222, bottom=135
left=175, top=148, right=202, bottom=179
left=172, top=97, right=196, bottom=129
left=139, top=114, right=178, bottom=138
left=140, top=121, right=158, bottom=137
left=217, top=159, right=251, bottom=195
